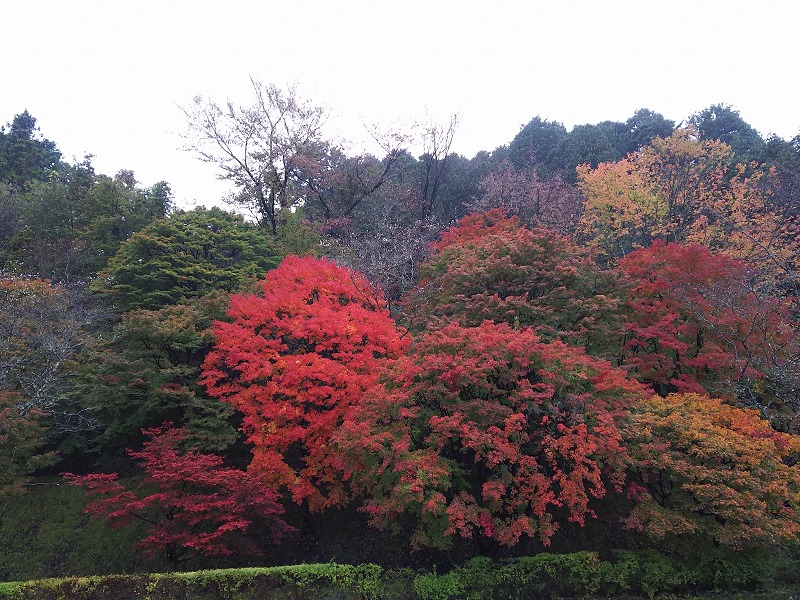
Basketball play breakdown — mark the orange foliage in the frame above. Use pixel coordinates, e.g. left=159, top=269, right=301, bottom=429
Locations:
left=622, top=393, right=800, bottom=549
left=578, top=129, right=797, bottom=280
left=200, top=256, right=407, bottom=511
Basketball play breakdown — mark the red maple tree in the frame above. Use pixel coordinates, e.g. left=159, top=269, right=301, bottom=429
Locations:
left=337, top=321, right=647, bottom=549
left=200, top=256, right=408, bottom=510
left=617, top=241, right=799, bottom=418
left=64, top=424, right=288, bottom=568
left=401, top=210, right=625, bottom=357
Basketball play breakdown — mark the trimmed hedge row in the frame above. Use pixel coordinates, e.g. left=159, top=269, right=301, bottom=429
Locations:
left=0, top=550, right=788, bottom=600
left=0, top=563, right=388, bottom=600
left=413, top=550, right=781, bottom=599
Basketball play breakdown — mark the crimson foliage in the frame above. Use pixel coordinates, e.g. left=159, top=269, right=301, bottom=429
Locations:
left=64, top=425, right=288, bottom=568
left=618, top=241, right=799, bottom=417
left=338, top=321, right=646, bottom=549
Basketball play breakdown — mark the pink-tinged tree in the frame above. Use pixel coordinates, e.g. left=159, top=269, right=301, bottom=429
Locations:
left=338, top=321, right=647, bottom=550
left=200, top=256, right=408, bottom=511
left=469, top=161, right=583, bottom=235
left=622, top=393, right=800, bottom=550
left=617, top=241, right=800, bottom=423
left=401, top=210, right=625, bottom=358
left=64, top=425, right=288, bottom=569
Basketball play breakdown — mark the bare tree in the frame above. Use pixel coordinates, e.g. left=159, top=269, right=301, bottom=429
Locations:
left=302, top=145, right=407, bottom=223
left=183, top=80, right=328, bottom=233
left=307, top=121, right=414, bottom=221
left=331, top=203, right=442, bottom=306
left=419, top=113, right=459, bottom=220
left=0, top=276, right=101, bottom=431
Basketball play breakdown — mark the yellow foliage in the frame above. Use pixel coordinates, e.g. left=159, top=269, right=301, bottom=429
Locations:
left=577, top=129, right=797, bottom=284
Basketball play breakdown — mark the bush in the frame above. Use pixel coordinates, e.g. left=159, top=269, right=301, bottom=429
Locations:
left=600, top=549, right=776, bottom=599
left=0, top=551, right=786, bottom=599
left=413, top=570, right=465, bottom=600
left=0, top=564, right=386, bottom=600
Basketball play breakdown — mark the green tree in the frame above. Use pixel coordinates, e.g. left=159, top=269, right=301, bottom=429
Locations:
left=0, top=111, right=62, bottom=190
left=0, top=183, right=21, bottom=262
left=5, top=161, right=172, bottom=282
left=101, top=207, right=281, bottom=311
left=74, top=293, right=237, bottom=468
left=689, top=104, right=765, bottom=163
left=508, top=117, right=567, bottom=175
left=762, top=134, right=800, bottom=241
left=553, top=124, right=621, bottom=182
left=79, top=171, right=173, bottom=262
left=429, top=152, right=483, bottom=224
left=0, top=392, right=57, bottom=517
left=622, top=109, right=675, bottom=155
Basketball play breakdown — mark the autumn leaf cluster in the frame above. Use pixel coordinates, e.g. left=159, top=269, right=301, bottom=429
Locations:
left=45, top=117, right=800, bottom=567
left=156, top=201, right=800, bottom=555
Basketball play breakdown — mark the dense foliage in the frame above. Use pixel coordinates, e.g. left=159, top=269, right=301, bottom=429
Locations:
left=577, top=129, right=798, bottom=278
left=402, top=210, right=624, bottom=355
left=339, top=321, right=644, bottom=549
left=0, top=551, right=787, bottom=600
left=0, top=392, right=56, bottom=503
left=622, top=393, right=800, bottom=549
left=201, top=256, right=407, bottom=511
left=1, top=97, right=799, bottom=589
left=100, top=207, right=281, bottom=311
left=74, top=293, right=237, bottom=465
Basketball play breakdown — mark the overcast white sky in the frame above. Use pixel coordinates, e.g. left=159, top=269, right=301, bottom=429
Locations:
left=2, top=0, right=799, bottom=209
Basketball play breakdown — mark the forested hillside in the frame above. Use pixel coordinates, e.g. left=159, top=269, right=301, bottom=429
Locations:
left=2, top=88, right=800, bottom=590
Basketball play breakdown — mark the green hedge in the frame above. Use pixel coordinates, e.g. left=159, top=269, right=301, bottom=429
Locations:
left=412, top=550, right=782, bottom=600
left=0, top=564, right=388, bottom=600
left=0, top=550, right=789, bottom=600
